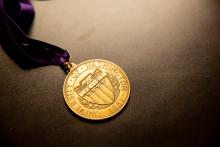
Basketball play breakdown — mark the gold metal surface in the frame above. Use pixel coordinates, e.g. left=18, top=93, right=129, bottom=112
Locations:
left=63, top=59, right=130, bottom=120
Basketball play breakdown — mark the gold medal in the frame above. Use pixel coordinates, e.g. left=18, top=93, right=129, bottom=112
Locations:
left=63, top=59, right=130, bottom=120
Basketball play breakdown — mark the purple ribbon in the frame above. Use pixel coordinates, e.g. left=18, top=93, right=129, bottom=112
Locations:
left=0, top=0, right=70, bottom=69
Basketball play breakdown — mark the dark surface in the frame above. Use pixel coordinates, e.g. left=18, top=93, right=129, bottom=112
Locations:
left=0, top=0, right=220, bottom=146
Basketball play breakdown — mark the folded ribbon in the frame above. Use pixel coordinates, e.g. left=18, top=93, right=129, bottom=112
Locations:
left=0, top=0, right=70, bottom=69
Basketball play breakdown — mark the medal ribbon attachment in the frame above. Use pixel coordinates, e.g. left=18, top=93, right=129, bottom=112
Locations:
left=0, top=0, right=70, bottom=69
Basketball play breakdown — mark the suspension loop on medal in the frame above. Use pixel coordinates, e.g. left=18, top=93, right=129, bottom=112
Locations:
left=62, top=62, right=76, bottom=74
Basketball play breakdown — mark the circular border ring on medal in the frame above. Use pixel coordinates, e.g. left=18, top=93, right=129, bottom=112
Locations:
left=63, top=59, right=130, bottom=120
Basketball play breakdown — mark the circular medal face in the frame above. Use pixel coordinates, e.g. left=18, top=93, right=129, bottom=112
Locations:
left=63, top=59, right=130, bottom=120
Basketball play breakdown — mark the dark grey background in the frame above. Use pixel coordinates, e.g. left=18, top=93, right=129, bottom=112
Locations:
left=0, top=0, right=220, bottom=146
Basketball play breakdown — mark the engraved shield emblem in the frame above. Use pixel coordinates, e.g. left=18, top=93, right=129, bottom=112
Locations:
left=75, top=69, right=120, bottom=109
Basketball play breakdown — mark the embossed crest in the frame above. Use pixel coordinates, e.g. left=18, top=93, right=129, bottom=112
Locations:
left=75, top=69, right=120, bottom=109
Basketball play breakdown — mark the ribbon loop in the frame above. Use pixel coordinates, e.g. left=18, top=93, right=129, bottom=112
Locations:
left=0, top=0, right=70, bottom=69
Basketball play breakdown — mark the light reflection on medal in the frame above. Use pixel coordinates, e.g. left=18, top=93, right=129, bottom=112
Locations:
left=63, top=59, right=130, bottom=120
